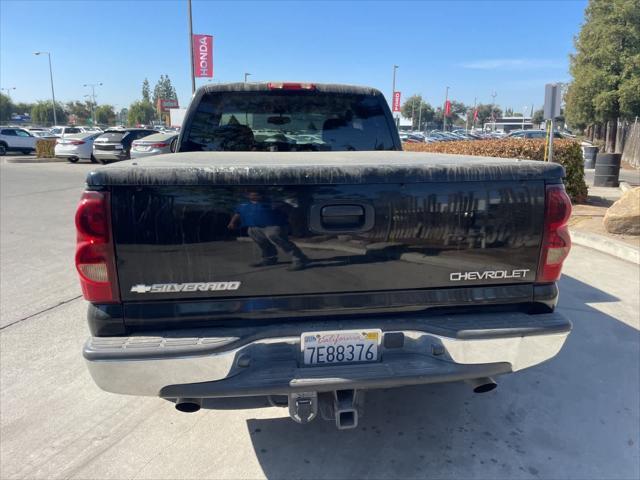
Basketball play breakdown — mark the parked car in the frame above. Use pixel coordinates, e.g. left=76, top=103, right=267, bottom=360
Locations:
left=78, top=82, right=573, bottom=430
left=130, top=132, right=179, bottom=159
left=508, top=130, right=562, bottom=139
left=79, top=126, right=103, bottom=133
left=54, top=132, right=102, bottom=163
left=0, top=127, right=37, bottom=155
left=92, top=128, right=157, bottom=164
left=49, top=126, right=86, bottom=137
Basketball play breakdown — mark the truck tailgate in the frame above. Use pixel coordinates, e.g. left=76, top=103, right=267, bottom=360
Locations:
left=90, top=152, right=563, bottom=304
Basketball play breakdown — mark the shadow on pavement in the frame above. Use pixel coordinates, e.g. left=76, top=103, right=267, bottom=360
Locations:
left=232, top=274, right=638, bottom=479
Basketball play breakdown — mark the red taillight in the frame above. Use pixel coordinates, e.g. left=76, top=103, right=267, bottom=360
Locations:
left=75, top=191, right=119, bottom=303
left=537, top=184, right=572, bottom=283
left=69, top=140, right=85, bottom=145
left=150, top=142, right=168, bottom=148
left=268, top=82, right=316, bottom=91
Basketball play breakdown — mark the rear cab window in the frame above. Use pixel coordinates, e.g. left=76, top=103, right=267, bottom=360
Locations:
left=181, top=90, right=397, bottom=152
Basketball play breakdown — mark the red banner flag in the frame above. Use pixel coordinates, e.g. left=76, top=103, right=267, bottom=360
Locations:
left=444, top=100, right=451, bottom=116
left=193, top=34, right=214, bottom=78
left=473, top=108, right=478, bottom=121
left=392, top=91, right=402, bottom=112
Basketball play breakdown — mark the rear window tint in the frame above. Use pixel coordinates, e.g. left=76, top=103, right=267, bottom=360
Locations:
left=182, top=91, right=395, bottom=152
left=98, top=132, right=126, bottom=142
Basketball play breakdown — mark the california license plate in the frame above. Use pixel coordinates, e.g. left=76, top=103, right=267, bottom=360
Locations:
left=301, top=329, right=381, bottom=366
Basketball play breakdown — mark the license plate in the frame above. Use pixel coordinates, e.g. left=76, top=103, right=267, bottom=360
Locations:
left=114, top=145, right=123, bottom=150
left=301, top=329, right=381, bottom=366
left=134, top=146, right=151, bottom=151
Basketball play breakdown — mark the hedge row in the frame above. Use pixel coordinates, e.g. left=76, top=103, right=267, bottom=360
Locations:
left=403, top=139, right=588, bottom=203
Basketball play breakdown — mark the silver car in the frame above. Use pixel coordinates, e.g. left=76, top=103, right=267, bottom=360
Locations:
left=130, top=132, right=178, bottom=159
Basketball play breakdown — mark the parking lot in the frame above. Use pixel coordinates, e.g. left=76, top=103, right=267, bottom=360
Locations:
left=1, top=158, right=639, bottom=480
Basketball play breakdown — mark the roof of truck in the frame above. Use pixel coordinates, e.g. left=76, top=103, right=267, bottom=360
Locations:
left=198, top=82, right=384, bottom=96
left=86, top=151, right=565, bottom=186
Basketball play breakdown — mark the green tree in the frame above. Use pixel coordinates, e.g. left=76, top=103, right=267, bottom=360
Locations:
left=65, top=100, right=92, bottom=124
left=0, top=93, right=13, bottom=122
left=127, top=100, right=155, bottom=126
left=13, top=102, right=34, bottom=116
left=142, top=78, right=151, bottom=102
left=400, top=95, right=435, bottom=130
left=565, top=0, right=640, bottom=130
left=474, top=103, right=503, bottom=127
left=152, top=75, right=178, bottom=116
left=31, top=101, right=67, bottom=125
left=95, top=105, right=116, bottom=125
left=117, top=108, right=128, bottom=126
left=532, top=108, right=545, bottom=125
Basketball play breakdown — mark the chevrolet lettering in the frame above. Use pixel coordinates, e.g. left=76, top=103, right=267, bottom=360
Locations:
left=450, top=269, right=531, bottom=282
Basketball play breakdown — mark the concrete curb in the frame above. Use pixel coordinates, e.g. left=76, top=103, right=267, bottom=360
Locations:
left=570, top=228, right=640, bottom=265
left=6, top=156, right=67, bottom=163
left=619, top=181, right=634, bottom=193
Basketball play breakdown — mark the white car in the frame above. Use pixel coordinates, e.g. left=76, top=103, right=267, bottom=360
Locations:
left=0, top=127, right=38, bottom=155
left=49, top=126, right=86, bottom=137
left=54, top=132, right=101, bottom=163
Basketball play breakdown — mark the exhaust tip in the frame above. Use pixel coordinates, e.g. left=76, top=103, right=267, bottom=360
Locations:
left=175, top=398, right=201, bottom=413
left=473, top=382, right=497, bottom=393
left=466, top=377, right=497, bottom=394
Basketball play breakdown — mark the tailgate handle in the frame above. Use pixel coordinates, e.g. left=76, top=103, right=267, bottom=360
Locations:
left=310, top=203, right=374, bottom=234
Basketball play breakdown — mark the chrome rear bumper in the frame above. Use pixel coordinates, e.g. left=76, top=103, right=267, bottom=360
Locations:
left=84, top=311, right=571, bottom=397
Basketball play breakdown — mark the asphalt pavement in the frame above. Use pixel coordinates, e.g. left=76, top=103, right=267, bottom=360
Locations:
left=1, top=158, right=638, bottom=479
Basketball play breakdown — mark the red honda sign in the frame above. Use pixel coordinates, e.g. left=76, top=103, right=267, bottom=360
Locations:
left=193, top=34, right=214, bottom=78
left=392, top=91, right=402, bottom=112
left=158, top=99, right=179, bottom=113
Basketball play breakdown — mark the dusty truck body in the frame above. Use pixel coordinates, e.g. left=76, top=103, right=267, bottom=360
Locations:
left=76, top=83, right=572, bottom=429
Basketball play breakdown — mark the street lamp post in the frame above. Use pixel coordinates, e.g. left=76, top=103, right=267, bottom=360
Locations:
left=244, top=73, right=251, bottom=83
left=83, top=83, right=103, bottom=125
left=490, top=90, right=497, bottom=131
left=522, top=105, right=527, bottom=131
left=411, top=97, right=415, bottom=130
left=472, top=96, right=477, bottom=130
left=33, top=51, right=57, bottom=125
left=187, top=0, right=195, bottom=94
left=442, top=86, right=449, bottom=132
left=1, top=87, right=16, bottom=99
left=392, top=65, right=399, bottom=127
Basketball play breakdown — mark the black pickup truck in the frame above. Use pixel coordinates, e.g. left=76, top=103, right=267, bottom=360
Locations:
left=76, top=82, right=572, bottom=429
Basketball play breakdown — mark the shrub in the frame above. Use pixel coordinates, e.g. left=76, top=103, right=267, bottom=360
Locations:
left=35, top=139, right=56, bottom=158
left=404, top=139, right=588, bottom=203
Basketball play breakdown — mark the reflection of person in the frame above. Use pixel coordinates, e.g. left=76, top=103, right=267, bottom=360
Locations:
left=227, top=191, right=309, bottom=271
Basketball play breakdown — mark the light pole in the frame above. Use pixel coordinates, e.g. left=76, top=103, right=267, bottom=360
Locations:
left=472, top=96, right=477, bottom=130
left=187, top=0, right=195, bottom=94
left=83, top=83, right=102, bottom=125
left=244, top=73, right=251, bottom=83
left=490, top=90, right=497, bottom=131
left=442, top=86, right=449, bottom=132
left=411, top=97, right=416, bottom=131
left=392, top=65, right=399, bottom=127
left=33, top=51, right=57, bottom=125
left=1, top=87, right=16, bottom=99
left=522, top=105, right=527, bottom=131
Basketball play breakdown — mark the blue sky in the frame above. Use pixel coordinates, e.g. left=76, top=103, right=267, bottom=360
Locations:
left=0, top=0, right=587, bottom=112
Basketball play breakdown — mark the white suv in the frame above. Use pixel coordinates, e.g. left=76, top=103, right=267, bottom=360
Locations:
left=0, top=127, right=37, bottom=155
left=49, top=126, right=86, bottom=137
